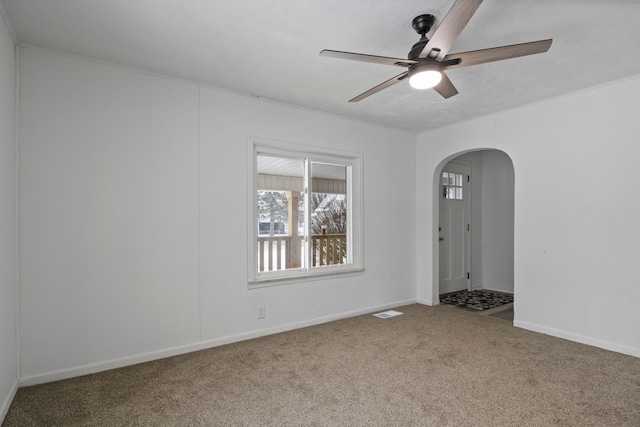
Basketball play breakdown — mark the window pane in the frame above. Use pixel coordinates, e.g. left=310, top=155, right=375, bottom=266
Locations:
left=256, top=155, right=305, bottom=272
left=456, top=187, right=462, bottom=200
left=442, top=172, right=449, bottom=185
left=448, top=187, right=456, bottom=199
left=250, top=140, right=363, bottom=285
left=456, top=173, right=463, bottom=187
left=311, top=162, right=348, bottom=267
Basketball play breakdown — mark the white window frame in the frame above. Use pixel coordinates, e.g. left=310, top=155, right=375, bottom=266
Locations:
left=247, top=137, right=363, bottom=287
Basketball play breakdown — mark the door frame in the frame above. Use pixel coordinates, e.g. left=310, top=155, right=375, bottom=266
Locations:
left=430, top=149, right=515, bottom=306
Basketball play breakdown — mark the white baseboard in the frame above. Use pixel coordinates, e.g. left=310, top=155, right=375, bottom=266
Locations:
left=20, top=299, right=417, bottom=387
left=417, top=298, right=434, bottom=306
left=0, top=379, right=18, bottom=424
left=481, top=285, right=514, bottom=294
left=514, top=320, right=640, bottom=359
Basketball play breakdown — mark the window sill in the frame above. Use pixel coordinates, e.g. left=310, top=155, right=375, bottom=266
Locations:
left=248, top=267, right=365, bottom=289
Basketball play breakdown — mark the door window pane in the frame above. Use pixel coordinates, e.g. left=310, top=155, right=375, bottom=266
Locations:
left=442, top=171, right=464, bottom=200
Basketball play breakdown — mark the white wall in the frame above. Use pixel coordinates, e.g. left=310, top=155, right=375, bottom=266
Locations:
left=417, top=75, right=640, bottom=357
left=480, top=150, right=514, bottom=293
left=0, top=7, right=17, bottom=422
left=18, top=47, right=417, bottom=383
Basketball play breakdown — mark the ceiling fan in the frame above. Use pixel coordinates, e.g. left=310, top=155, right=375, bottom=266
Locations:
left=320, top=0, right=552, bottom=102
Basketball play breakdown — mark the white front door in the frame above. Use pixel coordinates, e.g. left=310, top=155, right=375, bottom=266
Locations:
left=439, top=161, right=470, bottom=295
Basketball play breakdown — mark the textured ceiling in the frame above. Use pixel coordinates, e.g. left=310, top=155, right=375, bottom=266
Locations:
left=4, top=0, right=640, bottom=133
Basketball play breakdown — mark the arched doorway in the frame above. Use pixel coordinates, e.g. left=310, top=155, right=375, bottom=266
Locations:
left=434, top=150, right=515, bottom=317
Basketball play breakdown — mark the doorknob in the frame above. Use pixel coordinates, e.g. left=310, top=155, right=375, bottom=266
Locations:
left=439, top=237, right=444, bottom=242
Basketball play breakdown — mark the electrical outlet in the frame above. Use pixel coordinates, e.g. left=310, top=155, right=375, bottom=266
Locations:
left=257, top=304, right=266, bottom=319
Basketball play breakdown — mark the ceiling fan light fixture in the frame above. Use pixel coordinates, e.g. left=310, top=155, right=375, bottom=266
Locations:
left=408, top=63, right=443, bottom=89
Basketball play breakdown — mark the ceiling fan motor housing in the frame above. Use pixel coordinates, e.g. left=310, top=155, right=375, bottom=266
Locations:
left=408, top=14, right=435, bottom=60
left=408, top=38, right=429, bottom=60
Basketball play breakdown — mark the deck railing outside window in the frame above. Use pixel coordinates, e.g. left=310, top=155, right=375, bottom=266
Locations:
left=257, top=234, right=346, bottom=272
left=311, top=234, right=346, bottom=267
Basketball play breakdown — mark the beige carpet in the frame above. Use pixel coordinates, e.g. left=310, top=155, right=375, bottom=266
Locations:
left=4, top=304, right=640, bottom=426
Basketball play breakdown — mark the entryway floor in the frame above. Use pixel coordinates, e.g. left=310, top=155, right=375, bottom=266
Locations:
left=448, top=301, right=514, bottom=323
left=439, top=290, right=514, bottom=323
left=481, top=302, right=514, bottom=323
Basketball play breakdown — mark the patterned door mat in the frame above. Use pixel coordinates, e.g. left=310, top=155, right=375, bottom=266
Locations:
left=440, top=290, right=513, bottom=311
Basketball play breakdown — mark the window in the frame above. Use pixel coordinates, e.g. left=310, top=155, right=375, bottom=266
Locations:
left=248, top=138, right=363, bottom=285
left=442, top=171, right=463, bottom=200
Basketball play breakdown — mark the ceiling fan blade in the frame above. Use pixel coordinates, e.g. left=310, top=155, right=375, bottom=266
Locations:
left=419, top=0, right=483, bottom=60
left=349, top=71, right=409, bottom=102
left=433, top=72, right=458, bottom=99
left=443, top=39, right=553, bottom=70
left=320, top=50, right=417, bottom=67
